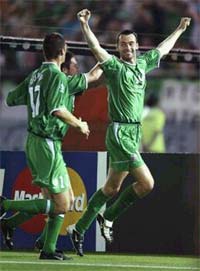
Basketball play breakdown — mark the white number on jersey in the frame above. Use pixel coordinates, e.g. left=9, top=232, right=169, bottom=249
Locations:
left=29, top=85, right=40, bottom=117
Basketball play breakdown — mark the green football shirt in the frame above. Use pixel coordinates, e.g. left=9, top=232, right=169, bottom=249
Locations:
left=6, top=62, right=87, bottom=140
left=100, top=49, right=160, bottom=123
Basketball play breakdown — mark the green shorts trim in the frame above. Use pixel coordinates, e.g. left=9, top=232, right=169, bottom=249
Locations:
left=25, top=133, right=70, bottom=194
left=106, top=123, right=144, bottom=171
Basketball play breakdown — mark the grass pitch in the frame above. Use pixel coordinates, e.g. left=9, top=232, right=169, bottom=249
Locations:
left=0, top=251, right=199, bottom=271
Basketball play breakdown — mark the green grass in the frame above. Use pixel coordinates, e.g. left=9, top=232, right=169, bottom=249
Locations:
left=0, top=251, right=199, bottom=271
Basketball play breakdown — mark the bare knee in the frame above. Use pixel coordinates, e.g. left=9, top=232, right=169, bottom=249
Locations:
left=54, top=204, right=68, bottom=214
left=51, top=190, right=70, bottom=215
left=102, top=184, right=121, bottom=197
left=102, top=168, right=128, bottom=197
left=144, top=178, right=154, bottom=193
left=54, top=205, right=67, bottom=214
left=134, top=178, right=154, bottom=197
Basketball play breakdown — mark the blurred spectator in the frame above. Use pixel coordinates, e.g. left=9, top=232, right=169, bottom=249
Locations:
left=1, top=0, right=195, bottom=47
left=187, top=0, right=200, bottom=49
left=59, top=4, right=81, bottom=40
left=134, top=0, right=166, bottom=45
left=141, top=93, right=166, bottom=153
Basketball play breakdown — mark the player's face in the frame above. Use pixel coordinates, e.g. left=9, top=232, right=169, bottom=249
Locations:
left=117, top=34, right=138, bottom=62
left=62, top=57, right=79, bottom=76
left=69, top=57, right=79, bottom=75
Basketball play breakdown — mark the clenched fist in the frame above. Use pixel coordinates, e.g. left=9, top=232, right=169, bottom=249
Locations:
left=178, top=17, right=191, bottom=32
left=77, top=9, right=91, bottom=24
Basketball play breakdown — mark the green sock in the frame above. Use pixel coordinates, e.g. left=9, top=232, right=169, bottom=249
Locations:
left=104, top=185, right=139, bottom=221
left=76, top=189, right=110, bottom=235
left=3, top=199, right=54, bottom=215
left=36, top=221, right=48, bottom=245
left=43, top=214, right=64, bottom=254
left=4, top=212, right=33, bottom=229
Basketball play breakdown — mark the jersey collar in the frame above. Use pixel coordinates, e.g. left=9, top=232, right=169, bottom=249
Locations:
left=120, top=59, right=136, bottom=66
left=42, top=62, right=60, bottom=70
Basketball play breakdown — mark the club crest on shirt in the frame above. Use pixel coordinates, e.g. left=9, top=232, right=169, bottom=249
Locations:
left=59, top=83, right=65, bottom=93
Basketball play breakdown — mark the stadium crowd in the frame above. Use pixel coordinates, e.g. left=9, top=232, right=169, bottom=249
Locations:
left=1, top=0, right=199, bottom=77
left=1, top=0, right=199, bottom=46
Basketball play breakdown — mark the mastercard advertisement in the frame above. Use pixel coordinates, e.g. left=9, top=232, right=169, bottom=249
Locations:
left=0, top=151, right=107, bottom=251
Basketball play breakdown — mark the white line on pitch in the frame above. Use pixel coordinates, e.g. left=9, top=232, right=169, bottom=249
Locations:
left=0, top=260, right=199, bottom=270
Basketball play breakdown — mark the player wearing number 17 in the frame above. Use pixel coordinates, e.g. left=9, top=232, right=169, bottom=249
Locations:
left=0, top=32, right=102, bottom=260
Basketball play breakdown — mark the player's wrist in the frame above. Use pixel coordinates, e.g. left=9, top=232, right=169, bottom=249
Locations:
left=177, top=24, right=186, bottom=32
left=76, top=119, right=83, bottom=129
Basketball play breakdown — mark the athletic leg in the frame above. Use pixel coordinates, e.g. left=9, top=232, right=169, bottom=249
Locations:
left=103, top=163, right=154, bottom=222
left=68, top=168, right=127, bottom=255
left=40, top=188, right=73, bottom=260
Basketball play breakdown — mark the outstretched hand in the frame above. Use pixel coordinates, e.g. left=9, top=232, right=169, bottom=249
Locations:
left=178, top=17, right=191, bottom=32
left=77, top=9, right=91, bottom=23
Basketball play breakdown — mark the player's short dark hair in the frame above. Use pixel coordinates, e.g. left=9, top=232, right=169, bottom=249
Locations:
left=61, top=51, right=74, bottom=70
left=43, top=32, right=66, bottom=60
left=116, top=30, right=138, bottom=44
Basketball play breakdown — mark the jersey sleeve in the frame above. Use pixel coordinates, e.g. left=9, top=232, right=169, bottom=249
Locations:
left=6, top=77, right=29, bottom=106
left=67, top=74, right=87, bottom=95
left=99, top=55, right=118, bottom=76
left=47, top=73, right=68, bottom=115
left=141, top=49, right=161, bottom=73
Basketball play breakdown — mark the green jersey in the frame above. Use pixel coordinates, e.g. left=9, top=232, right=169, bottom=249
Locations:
left=7, top=62, right=87, bottom=140
left=100, top=49, right=160, bottom=123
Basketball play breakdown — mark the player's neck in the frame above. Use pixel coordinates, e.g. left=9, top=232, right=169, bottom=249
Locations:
left=45, top=58, right=61, bottom=69
left=121, top=57, right=137, bottom=65
left=121, top=52, right=137, bottom=64
left=129, top=58, right=137, bottom=64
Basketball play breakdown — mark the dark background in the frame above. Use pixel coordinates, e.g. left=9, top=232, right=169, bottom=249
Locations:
left=107, top=153, right=200, bottom=255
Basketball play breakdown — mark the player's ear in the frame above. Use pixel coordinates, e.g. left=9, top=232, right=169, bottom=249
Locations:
left=60, top=48, right=65, bottom=56
left=136, top=42, right=139, bottom=50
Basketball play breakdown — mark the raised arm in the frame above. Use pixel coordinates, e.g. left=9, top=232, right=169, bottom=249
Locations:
left=85, top=63, right=103, bottom=83
left=157, top=17, right=191, bottom=58
left=77, top=9, right=110, bottom=62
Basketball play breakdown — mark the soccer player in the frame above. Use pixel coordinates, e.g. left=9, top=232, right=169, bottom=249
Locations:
left=67, top=9, right=191, bottom=256
left=0, top=32, right=102, bottom=260
left=34, top=51, right=81, bottom=251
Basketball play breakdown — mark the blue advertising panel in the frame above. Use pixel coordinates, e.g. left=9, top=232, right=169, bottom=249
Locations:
left=0, top=151, right=106, bottom=252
